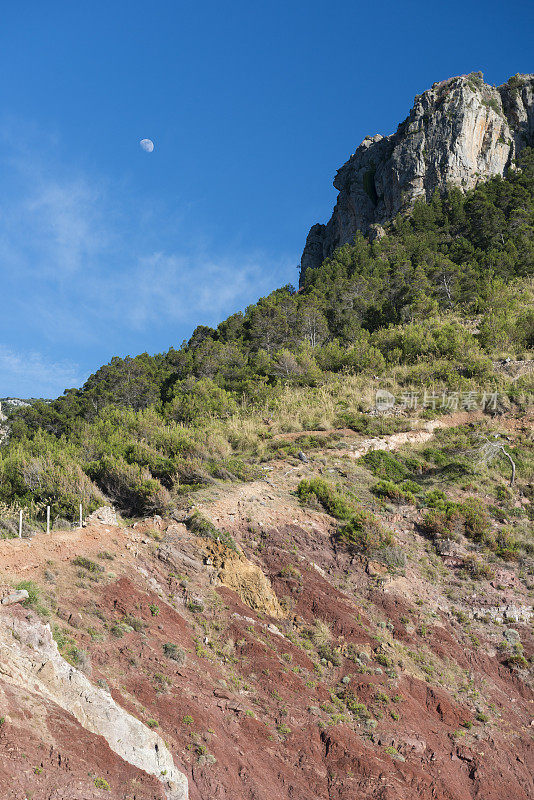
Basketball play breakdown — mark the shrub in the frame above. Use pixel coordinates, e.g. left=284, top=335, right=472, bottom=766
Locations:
left=361, top=451, right=409, bottom=482
left=165, top=377, right=238, bottom=424
left=336, top=511, right=393, bottom=553
left=122, top=614, right=145, bottom=631
left=400, top=479, right=423, bottom=495
left=504, top=653, right=529, bottom=669
left=375, top=545, right=407, bottom=572
left=424, top=489, right=448, bottom=508
left=296, top=478, right=354, bottom=520
left=338, top=413, right=409, bottom=436
left=85, top=456, right=170, bottom=515
left=420, top=508, right=452, bottom=538
left=73, top=556, right=104, bottom=574
left=344, top=695, right=371, bottom=719
left=456, top=499, right=491, bottom=542
left=495, top=528, right=520, bottom=560
left=372, top=480, right=416, bottom=505
left=421, top=495, right=492, bottom=545
left=185, top=510, right=237, bottom=551
left=163, top=642, right=186, bottom=663
left=462, top=555, right=494, bottom=580
left=316, top=642, right=341, bottom=666
left=16, top=580, right=49, bottom=617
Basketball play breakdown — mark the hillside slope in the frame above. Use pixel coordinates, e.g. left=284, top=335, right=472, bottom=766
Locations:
left=0, top=411, right=532, bottom=799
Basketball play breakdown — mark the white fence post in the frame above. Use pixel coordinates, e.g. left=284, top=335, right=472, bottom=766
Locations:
left=18, top=510, right=22, bottom=538
left=79, top=503, right=83, bottom=528
left=46, top=506, right=50, bottom=535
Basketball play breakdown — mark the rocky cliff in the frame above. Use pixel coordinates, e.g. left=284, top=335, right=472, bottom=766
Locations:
left=300, top=72, right=534, bottom=281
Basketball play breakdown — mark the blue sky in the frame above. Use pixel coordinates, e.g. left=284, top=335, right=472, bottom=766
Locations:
left=0, top=0, right=532, bottom=397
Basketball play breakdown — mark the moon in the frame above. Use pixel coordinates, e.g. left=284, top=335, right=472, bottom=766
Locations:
left=140, top=138, right=154, bottom=153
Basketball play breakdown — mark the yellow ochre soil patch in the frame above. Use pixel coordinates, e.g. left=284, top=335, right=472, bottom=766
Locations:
left=203, top=539, right=285, bottom=618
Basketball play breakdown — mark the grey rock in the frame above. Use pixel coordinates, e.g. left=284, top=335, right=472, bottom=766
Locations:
left=0, top=611, right=188, bottom=799
left=300, top=73, right=534, bottom=282
left=85, top=505, right=119, bottom=527
left=1, top=590, right=29, bottom=606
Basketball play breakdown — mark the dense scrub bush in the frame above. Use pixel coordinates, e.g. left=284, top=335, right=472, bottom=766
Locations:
left=361, top=451, right=409, bottom=482
left=420, top=498, right=491, bottom=544
left=462, top=555, right=495, bottom=580
left=336, top=511, right=393, bottom=554
left=165, top=377, right=238, bottom=424
left=296, top=478, right=354, bottom=520
left=374, top=545, right=407, bottom=572
left=0, top=434, right=104, bottom=519
left=456, top=498, right=491, bottom=541
left=372, top=479, right=417, bottom=504
left=337, top=413, right=410, bottom=436
left=85, top=456, right=170, bottom=515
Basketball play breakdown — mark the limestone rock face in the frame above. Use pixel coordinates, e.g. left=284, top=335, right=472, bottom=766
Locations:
left=0, top=608, right=188, bottom=799
left=300, top=72, right=534, bottom=281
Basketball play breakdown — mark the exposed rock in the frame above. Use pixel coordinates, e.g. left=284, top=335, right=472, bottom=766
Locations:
left=0, top=608, right=188, bottom=800
left=300, top=72, right=534, bottom=281
left=85, top=505, right=119, bottom=526
left=366, top=560, right=388, bottom=577
left=205, top=541, right=285, bottom=618
left=0, top=589, right=28, bottom=606
left=472, top=603, right=532, bottom=623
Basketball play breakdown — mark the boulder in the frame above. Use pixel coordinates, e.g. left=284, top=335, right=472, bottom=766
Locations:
left=1, top=590, right=29, bottom=606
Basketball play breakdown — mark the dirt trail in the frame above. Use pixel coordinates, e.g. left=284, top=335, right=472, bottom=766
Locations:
left=272, top=409, right=533, bottom=459
left=272, top=410, right=486, bottom=443
left=344, top=416, right=467, bottom=459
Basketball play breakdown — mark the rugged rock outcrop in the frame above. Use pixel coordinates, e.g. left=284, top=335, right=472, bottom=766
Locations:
left=0, top=607, right=188, bottom=800
left=300, top=72, right=534, bottom=281
left=85, top=505, right=120, bottom=526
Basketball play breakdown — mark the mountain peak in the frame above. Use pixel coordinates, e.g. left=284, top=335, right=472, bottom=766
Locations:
left=300, top=72, right=534, bottom=281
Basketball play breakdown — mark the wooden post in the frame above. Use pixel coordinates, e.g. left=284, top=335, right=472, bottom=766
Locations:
left=18, top=510, right=22, bottom=538
left=79, top=503, right=83, bottom=528
left=46, top=506, right=50, bottom=535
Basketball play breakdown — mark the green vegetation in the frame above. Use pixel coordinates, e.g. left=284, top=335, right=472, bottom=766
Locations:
left=52, top=625, right=89, bottom=668
left=73, top=556, right=104, bottom=574
left=336, top=512, right=393, bottom=554
left=296, top=478, right=354, bottom=520
left=371, top=479, right=417, bottom=504
left=296, top=477, right=394, bottom=554
left=185, top=510, right=237, bottom=551
left=0, top=149, right=532, bottom=519
left=163, top=642, right=186, bottom=663
left=16, top=580, right=50, bottom=618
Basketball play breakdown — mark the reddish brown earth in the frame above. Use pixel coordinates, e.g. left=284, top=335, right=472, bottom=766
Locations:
left=0, top=418, right=532, bottom=800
